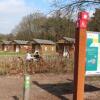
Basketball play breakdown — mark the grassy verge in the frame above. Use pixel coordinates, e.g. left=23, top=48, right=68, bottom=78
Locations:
left=0, top=51, right=25, bottom=56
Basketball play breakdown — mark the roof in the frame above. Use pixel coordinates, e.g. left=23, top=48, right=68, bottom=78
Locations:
left=63, top=37, right=75, bottom=43
left=32, top=39, right=55, bottom=45
left=13, top=40, right=29, bottom=45
left=1, top=40, right=11, bottom=45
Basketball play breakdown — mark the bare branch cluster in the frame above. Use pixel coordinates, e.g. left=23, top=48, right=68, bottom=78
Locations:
left=51, top=0, right=100, bottom=18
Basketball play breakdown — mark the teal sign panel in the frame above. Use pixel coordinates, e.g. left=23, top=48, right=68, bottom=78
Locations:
left=86, top=31, right=100, bottom=75
left=86, top=47, right=98, bottom=71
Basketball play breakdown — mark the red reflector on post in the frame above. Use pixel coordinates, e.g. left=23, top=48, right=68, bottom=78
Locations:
left=76, top=11, right=89, bottom=28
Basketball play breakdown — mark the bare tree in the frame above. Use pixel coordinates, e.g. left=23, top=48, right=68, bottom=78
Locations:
left=51, top=0, right=100, bottom=18
left=48, top=0, right=100, bottom=38
left=12, top=12, right=46, bottom=40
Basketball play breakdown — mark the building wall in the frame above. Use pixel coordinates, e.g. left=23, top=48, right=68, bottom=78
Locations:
left=32, top=44, right=56, bottom=56
left=2, top=44, right=14, bottom=52
left=15, top=44, right=32, bottom=53
left=1, top=44, right=32, bottom=53
left=57, top=39, right=65, bottom=43
left=0, top=44, right=3, bottom=51
left=57, top=43, right=74, bottom=56
left=41, top=44, right=56, bottom=55
left=32, top=44, right=41, bottom=54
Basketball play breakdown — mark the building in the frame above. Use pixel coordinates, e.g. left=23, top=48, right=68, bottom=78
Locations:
left=31, top=39, right=56, bottom=56
left=11, top=40, right=32, bottom=53
left=0, top=40, right=12, bottom=51
left=57, top=37, right=75, bottom=56
left=0, top=39, right=57, bottom=56
left=0, top=40, right=32, bottom=52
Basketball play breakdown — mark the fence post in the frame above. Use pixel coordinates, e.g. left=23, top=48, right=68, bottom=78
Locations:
left=23, top=74, right=31, bottom=100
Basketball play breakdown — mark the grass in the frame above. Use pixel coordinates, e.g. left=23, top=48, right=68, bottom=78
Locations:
left=0, top=51, right=25, bottom=56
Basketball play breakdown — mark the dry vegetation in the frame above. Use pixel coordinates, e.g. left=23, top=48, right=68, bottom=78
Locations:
left=0, top=54, right=74, bottom=75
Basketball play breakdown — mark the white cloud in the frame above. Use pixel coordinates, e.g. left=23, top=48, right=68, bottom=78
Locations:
left=0, top=0, right=32, bottom=14
left=0, top=0, right=34, bottom=34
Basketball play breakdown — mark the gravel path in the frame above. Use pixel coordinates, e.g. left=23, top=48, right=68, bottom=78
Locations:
left=0, top=73, right=99, bottom=100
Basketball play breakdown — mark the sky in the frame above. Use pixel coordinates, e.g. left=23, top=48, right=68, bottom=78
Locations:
left=0, top=0, right=95, bottom=34
left=0, top=0, right=53, bottom=34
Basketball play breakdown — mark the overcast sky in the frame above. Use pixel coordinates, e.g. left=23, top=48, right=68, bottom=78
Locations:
left=0, top=0, right=53, bottom=34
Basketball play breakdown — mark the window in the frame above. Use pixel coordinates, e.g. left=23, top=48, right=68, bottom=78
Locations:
left=45, top=47, right=47, bottom=51
left=52, top=47, right=54, bottom=51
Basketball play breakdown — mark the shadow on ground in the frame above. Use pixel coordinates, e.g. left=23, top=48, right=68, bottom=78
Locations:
left=33, top=81, right=100, bottom=100
left=12, top=96, right=19, bottom=100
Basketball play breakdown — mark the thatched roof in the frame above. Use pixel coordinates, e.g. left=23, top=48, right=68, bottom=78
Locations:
left=32, top=39, right=55, bottom=45
left=12, top=40, right=29, bottom=45
left=57, top=37, right=75, bottom=44
left=63, top=37, right=75, bottom=43
left=1, top=40, right=11, bottom=45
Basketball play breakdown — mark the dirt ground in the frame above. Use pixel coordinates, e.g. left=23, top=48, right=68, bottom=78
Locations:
left=0, top=73, right=100, bottom=100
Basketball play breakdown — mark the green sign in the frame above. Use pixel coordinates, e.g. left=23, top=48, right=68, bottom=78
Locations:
left=86, top=31, right=100, bottom=75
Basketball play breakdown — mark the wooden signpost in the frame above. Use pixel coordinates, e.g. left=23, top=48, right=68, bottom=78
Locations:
left=73, top=11, right=89, bottom=100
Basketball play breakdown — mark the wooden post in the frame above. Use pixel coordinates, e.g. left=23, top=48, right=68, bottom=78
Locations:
left=73, top=11, right=89, bottom=100
left=23, top=75, right=31, bottom=100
